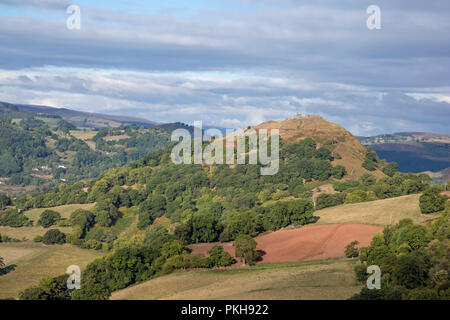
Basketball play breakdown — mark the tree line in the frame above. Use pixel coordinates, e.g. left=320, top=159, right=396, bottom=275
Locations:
left=350, top=200, right=450, bottom=300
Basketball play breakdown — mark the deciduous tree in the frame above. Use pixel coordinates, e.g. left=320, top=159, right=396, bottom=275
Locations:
left=233, top=234, right=259, bottom=265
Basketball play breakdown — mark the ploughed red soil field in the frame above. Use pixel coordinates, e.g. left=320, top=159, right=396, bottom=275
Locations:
left=189, top=224, right=383, bottom=263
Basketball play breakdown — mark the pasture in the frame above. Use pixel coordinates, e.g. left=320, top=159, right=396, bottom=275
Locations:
left=0, top=203, right=95, bottom=241
left=0, top=242, right=104, bottom=299
left=111, top=258, right=362, bottom=300
left=314, top=194, right=438, bottom=226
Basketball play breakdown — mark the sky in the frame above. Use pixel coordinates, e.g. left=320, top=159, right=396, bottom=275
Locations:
left=0, top=0, right=449, bottom=136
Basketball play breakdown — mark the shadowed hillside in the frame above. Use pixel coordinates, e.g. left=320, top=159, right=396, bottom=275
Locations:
left=358, top=132, right=450, bottom=173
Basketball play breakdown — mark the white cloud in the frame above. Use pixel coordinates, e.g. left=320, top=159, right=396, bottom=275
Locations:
left=0, top=1, right=449, bottom=135
left=0, top=68, right=449, bottom=135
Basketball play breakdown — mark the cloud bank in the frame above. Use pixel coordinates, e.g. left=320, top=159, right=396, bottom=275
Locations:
left=0, top=0, right=448, bottom=135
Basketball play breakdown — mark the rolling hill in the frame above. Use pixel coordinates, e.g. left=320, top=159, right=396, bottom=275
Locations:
left=314, top=193, right=438, bottom=225
left=0, top=102, right=214, bottom=195
left=255, top=114, right=386, bottom=179
left=110, top=192, right=441, bottom=300
left=111, top=259, right=362, bottom=300
left=1, top=100, right=206, bottom=133
left=1, top=101, right=159, bottom=129
left=0, top=105, right=172, bottom=195
left=1, top=114, right=446, bottom=300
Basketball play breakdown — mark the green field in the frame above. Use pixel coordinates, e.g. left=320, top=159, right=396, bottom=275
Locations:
left=1, top=194, right=440, bottom=300
left=0, top=204, right=137, bottom=299
left=0, top=225, right=72, bottom=241
left=24, top=203, right=96, bottom=222
left=0, top=203, right=95, bottom=241
left=35, top=116, right=60, bottom=129
left=111, top=258, right=362, bottom=300
left=0, top=242, right=104, bottom=299
left=70, top=130, right=97, bottom=150
left=315, top=194, right=438, bottom=226
left=110, top=194, right=440, bottom=300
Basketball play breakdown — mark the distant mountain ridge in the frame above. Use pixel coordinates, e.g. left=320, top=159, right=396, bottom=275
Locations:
left=358, top=132, right=450, bottom=145
left=358, top=132, right=450, bottom=174
left=1, top=101, right=159, bottom=128
left=0, top=102, right=175, bottom=195
left=0, top=101, right=231, bottom=195
left=423, top=167, right=450, bottom=184
left=0, top=100, right=226, bottom=134
left=3, top=99, right=446, bottom=181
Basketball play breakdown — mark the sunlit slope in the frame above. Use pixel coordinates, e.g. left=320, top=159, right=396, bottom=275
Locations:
left=315, top=194, right=439, bottom=226
left=0, top=242, right=104, bottom=299
left=254, top=114, right=386, bottom=179
left=111, top=259, right=361, bottom=300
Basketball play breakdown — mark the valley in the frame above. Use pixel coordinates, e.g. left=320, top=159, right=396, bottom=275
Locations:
left=1, top=161, right=445, bottom=300
left=0, top=112, right=448, bottom=301
left=1, top=0, right=448, bottom=305
left=358, top=132, right=450, bottom=175
left=0, top=102, right=173, bottom=195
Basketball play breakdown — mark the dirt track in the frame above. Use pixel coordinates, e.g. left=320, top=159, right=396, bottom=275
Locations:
left=189, top=224, right=382, bottom=263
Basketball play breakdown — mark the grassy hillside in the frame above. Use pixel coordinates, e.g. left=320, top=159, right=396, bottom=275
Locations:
left=3, top=115, right=443, bottom=301
left=0, top=203, right=95, bottom=240
left=111, top=258, right=362, bottom=300
left=69, top=130, right=97, bottom=150
left=0, top=225, right=72, bottom=240
left=0, top=242, right=104, bottom=299
left=24, top=203, right=96, bottom=221
left=17, top=115, right=429, bottom=253
left=315, top=194, right=439, bottom=226
left=0, top=204, right=135, bottom=299
left=0, top=105, right=171, bottom=194
left=1, top=101, right=159, bottom=129
left=254, top=114, right=386, bottom=179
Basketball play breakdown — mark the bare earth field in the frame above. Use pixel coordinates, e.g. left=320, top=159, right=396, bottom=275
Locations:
left=2, top=194, right=431, bottom=300
left=0, top=242, right=104, bottom=299
left=190, top=224, right=381, bottom=263
left=190, top=195, right=429, bottom=263
left=255, top=224, right=381, bottom=262
left=111, top=258, right=362, bottom=300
